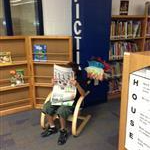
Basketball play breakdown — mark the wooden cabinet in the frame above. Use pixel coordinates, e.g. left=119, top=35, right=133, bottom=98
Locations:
left=108, top=15, right=148, bottom=100
left=118, top=51, right=150, bottom=150
left=0, top=36, right=33, bottom=116
left=28, top=36, right=72, bottom=108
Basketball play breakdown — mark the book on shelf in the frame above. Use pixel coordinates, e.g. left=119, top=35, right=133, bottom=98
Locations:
left=0, top=52, right=12, bottom=66
left=33, top=44, right=47, bottom=61
left=109, top=41, right=138, bottom=60
left=145, top=40, right=150, bottom=51
left=146, top=21, right=150, bottom=37
left=145, top=1, right=150, bottom=16
left=119, top=0, right=129, bottom=15
left=110, top=20, right=141, bottom=39
left=10, top=69, right=24, bottom=87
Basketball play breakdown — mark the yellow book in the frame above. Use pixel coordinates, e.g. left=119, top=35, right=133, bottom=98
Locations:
left=0, top=52, right=12, bottom=66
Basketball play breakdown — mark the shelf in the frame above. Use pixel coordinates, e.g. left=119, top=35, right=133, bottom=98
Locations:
left=35, top=83, right=52, bottom=87
left=110, top=37, right=144, bottom=41
left=33, top=60, right=69, bottom=65
left=112, top=15, right=145, bottom=19
left=0, top=83, right=30, bottom=92
left=0, top=61, right=27, bottom=67
left=32, top=53, right=69, bottom=55
left=29, top=36, right=72, bottom=40
left=0, top=98, right=32, bottom=108
left=107, top=91, right=121, bottom=100
left=34, top=76, right=52, bottom=78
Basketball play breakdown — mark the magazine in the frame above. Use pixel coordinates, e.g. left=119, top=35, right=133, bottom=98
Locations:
left=33, top=44, right=47, bottom=61
left=51, top=64, right=77, bottom=106
left=0, top=52, right=12, bottom=66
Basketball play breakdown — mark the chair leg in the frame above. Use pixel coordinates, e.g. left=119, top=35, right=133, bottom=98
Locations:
left=72, top=115, right=91, bottom=137
left=41, top=112, right=46, bottom=129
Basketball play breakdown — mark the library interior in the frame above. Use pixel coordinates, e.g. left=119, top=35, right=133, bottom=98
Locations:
left=0, top=0, right=150, bottom=150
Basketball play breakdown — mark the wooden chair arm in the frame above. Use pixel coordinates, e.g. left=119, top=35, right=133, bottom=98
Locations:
left=44, top=92, right=52, bottom=104
left=72, top=91, right=90, bottom=135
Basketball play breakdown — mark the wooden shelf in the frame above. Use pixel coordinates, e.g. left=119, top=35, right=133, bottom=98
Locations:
left=0, top=98, right=32, bottom=108
left=108, top=91, right=121, bottom=100
left=112, top=15, right=145, bottom=19
left=35, top=83, right=52, bottom=87
left=110, top=37, right=144, bottom=41
left=32, top=52, right=69, bottom=55
left=0, top=83, right=30, bottom=92
left=33, top=60, right=69, bottom=65
left=0, top=61, right=27, bottom=67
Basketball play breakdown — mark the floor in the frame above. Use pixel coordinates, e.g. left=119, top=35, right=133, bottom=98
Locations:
left=0, top=100, right=120, bottom=150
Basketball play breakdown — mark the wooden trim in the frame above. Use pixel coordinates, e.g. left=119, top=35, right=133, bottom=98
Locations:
left=0, top=105, right=33, bottom=116
left=0, top=98, right=32, bottom=107
left=33, top=60, right=70, bottom=65
left=112, top=15, right=145, bottom=19
left=118, top=52, right=150, bottom=150
left=0, top=83, right=30, bottom=92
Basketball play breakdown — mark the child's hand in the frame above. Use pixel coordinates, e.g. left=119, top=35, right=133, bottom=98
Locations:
left=70, top=79, right=78, bottom=87
left=51, top=78, right=58, bottom=86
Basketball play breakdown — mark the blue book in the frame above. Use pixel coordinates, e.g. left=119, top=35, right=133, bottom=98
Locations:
left=33, top=44, right=47, bottom=61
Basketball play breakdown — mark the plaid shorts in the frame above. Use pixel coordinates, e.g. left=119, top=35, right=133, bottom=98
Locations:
left=42, top=101, right=73, bottom=119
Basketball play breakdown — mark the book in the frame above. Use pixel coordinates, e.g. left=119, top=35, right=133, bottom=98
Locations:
left=145, top=1, right=150, bottom=16
left=119, top=0, right=129, bottom=15
left=0, top=52, right=12, bottom=66
left=10, top=69, right=24, bottom=86
left=33, top=44, right=47, bottom=61
left=51, top=64, right=76, bottom=106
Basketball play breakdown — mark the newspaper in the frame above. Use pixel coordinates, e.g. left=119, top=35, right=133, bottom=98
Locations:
left=51, top=64, right=77, bottom=106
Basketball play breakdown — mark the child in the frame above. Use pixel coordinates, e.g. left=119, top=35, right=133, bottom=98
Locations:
left=41, top=62, right=86, bottom=145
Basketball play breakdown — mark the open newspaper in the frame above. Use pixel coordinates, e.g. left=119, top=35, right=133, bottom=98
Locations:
left=51, top=64, right=77, bottom=106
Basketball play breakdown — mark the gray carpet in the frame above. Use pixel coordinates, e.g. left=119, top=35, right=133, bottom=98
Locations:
left=0, top=100, right=120, bottom=150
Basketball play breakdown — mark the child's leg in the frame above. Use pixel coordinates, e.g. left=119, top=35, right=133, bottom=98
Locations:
left=57, top=106, right=72, bottom=145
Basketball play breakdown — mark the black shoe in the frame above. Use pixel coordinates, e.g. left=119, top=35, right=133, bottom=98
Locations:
left=57, top=129, right=68, bottom=145
left=41, top=126, right=57, bottom=137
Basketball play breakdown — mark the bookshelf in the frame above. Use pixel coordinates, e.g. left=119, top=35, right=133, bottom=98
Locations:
left=108, top=15, right=147, bottom=100
left=0, top=36, right=33, bottom=116
left=118, top=51, right=150, bottom=150
left=28, top=36, right=72, bottom=109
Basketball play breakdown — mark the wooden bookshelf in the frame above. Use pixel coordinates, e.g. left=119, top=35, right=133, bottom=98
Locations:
left=108, top=15, right=148, bottom=100
left=0, top=36, right=33, bottom=116
left=28, top=36, right=72, bottom=108
left=118, top=51, right=150, bottom=150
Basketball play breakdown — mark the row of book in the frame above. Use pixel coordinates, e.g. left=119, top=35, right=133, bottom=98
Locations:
left=109, top=41, right=138, bottom=60
left=110, top=21, right=142, bottom=39
left=146, top=21, right=150, bottom=37
left=109, top=62, right=123, bottom=78
left=108, top=78, right=122, bottom=94
left=145, top=40, right=150, bottom=51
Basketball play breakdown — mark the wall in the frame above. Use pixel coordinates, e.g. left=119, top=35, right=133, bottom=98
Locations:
left=112, top=0, right=150, bottom=15
left=42, top=0, right=150, bottom=36
left=42, top=0, right=72, bottom=35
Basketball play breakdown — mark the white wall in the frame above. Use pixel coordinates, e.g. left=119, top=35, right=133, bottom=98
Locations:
left=42, top=0, right=150, bottom=35
left=112, top=0, right=150, bottom=15
left=42, top=0, right=72, bottom=35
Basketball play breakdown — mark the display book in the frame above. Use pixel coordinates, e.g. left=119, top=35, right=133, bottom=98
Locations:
left=0, top=51, right=12, bottom=66
left=33, top=44, right=47, bottom=61
left=50, top=64, right=76, bottom=106
left=119, top=0, right=129, bottom=15
left=125, top=67, right=150, bottom=150
left=10, top=69, right=24, bottom=87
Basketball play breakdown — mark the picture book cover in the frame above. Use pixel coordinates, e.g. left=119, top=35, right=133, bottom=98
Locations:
left=51, top=64, right=76, bottom=106
left=119, top=0, right=129, bottom=15
left=33, top=44, right=47, bottom=61
left=0, top=52, right=12, bottom=66
left=10, top=69, right=24, bottom=86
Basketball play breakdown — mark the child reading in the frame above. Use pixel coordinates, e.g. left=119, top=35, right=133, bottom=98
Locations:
left=41, top=62, right=86, bottom=145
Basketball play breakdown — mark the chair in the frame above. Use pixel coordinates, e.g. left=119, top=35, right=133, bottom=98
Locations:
left=40, top=91, right=91, bottom=137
